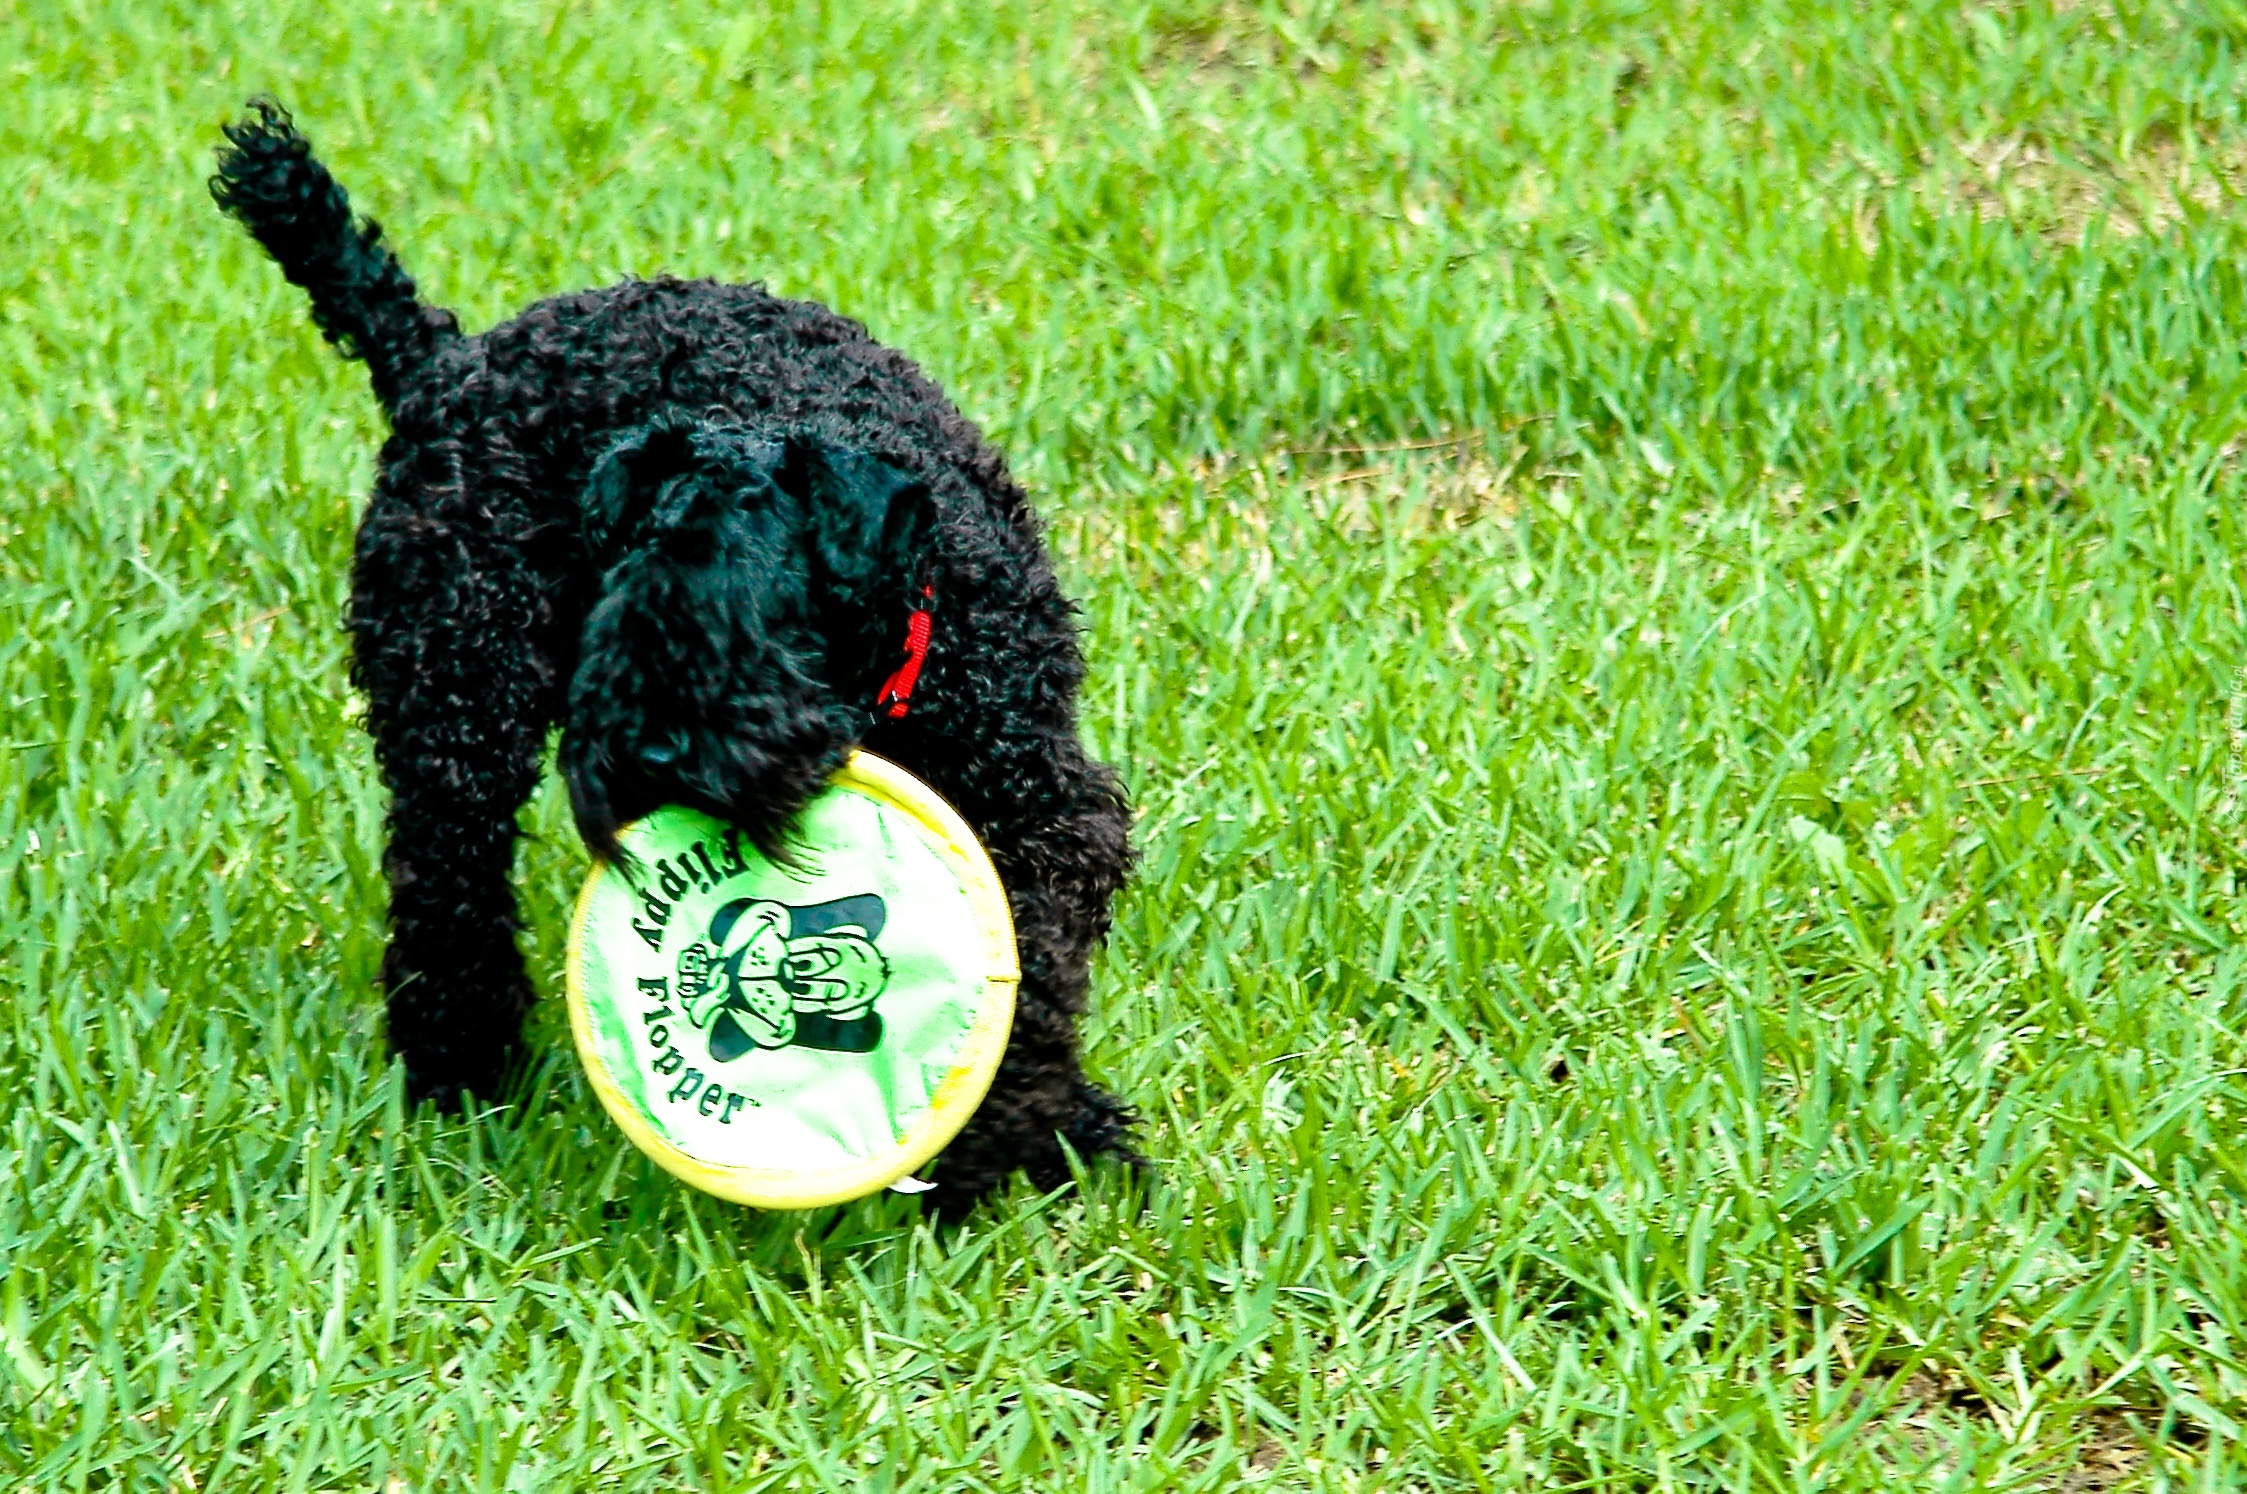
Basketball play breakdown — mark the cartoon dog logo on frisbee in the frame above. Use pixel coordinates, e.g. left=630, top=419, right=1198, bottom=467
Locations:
left=673, top=894, right=892, bottom=1061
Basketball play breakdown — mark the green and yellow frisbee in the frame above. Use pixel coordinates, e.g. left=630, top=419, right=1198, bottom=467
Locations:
left=565, top=751, right=1018, bottom=1208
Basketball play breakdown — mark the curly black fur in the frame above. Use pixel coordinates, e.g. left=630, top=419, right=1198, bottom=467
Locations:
left=212, top=102, right=1140, bottom=1209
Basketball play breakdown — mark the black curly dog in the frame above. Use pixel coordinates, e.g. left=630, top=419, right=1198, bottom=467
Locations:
left=210, top=101, right=1138, bottom=1207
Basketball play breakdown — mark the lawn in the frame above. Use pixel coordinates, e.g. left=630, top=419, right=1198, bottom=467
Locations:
left=7, top=0, right=2247, bottom=1487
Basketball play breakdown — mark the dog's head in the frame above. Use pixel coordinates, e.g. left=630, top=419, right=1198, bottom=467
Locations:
left=561, top=414, right=934, bottom=862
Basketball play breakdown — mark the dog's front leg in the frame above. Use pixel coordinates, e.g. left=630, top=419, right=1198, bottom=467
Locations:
left=351, top=489, right=561, bottom=1110
left=923, top=744, right=1140, bottom=1207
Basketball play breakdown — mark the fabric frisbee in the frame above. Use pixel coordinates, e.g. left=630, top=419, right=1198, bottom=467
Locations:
left=565, top=751, right=1018, bottom=1208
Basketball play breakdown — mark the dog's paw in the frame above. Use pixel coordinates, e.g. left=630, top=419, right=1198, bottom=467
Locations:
left=1065, top=1081, right=1143, bottom=1165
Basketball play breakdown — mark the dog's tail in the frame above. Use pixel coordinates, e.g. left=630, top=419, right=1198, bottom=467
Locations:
left=210, top=99, right=459, bottom=412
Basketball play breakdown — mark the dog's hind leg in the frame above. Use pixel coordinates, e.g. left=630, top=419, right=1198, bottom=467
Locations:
left=350, top=478, right=564, bottom=1110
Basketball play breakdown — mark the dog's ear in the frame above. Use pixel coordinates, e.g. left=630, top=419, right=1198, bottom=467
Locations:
left=789, top=442, right=936, bottom=601
left=565, top=419, right=849, bottom=864
left=582, top=414, right=696, bottom=559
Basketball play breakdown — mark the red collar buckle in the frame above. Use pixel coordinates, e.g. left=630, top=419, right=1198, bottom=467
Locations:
left=874, top=585, right=935, bottom=719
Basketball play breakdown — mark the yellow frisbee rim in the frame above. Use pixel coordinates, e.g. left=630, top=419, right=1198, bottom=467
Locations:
left=563, top=750, right=1018, bottom=1209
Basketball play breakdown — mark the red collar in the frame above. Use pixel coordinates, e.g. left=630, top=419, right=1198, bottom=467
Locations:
left=873, top=585, right=935, bottom=719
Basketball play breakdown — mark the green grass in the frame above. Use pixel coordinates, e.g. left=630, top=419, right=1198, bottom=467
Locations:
left=7, top=0, right=2247, bottom=1486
